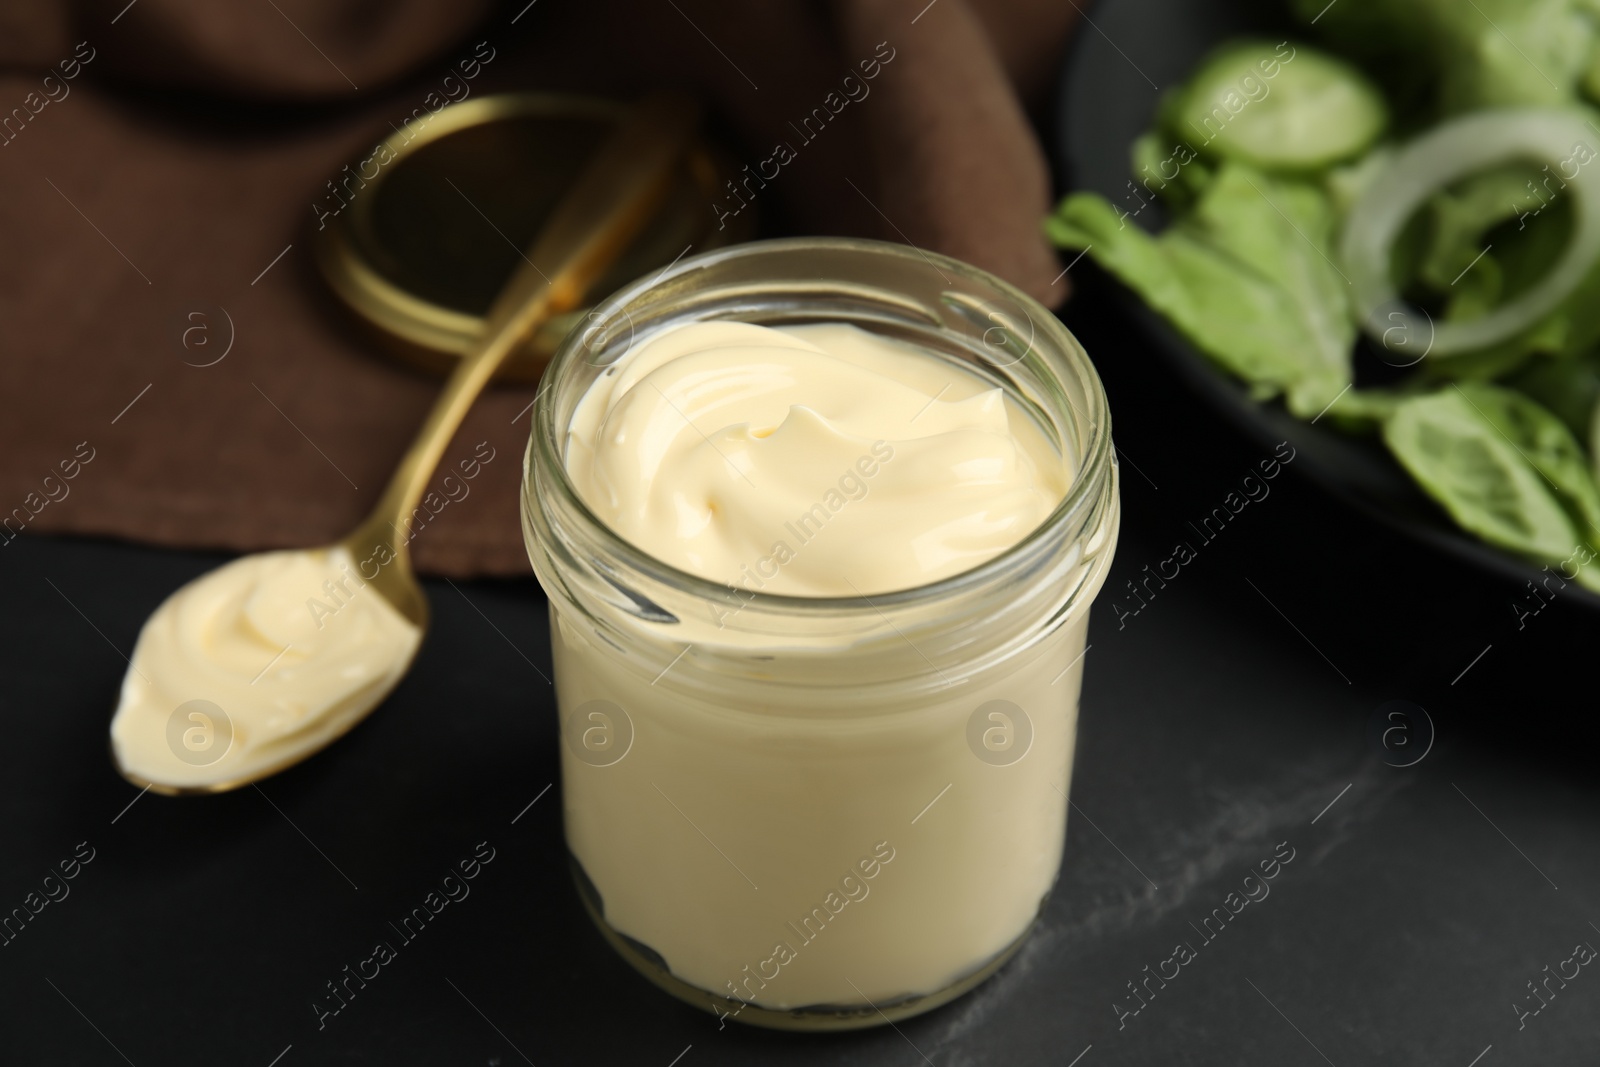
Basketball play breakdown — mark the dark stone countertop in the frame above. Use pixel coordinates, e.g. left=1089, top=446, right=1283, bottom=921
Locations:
left=3, top=283, right=1597, bottom=1065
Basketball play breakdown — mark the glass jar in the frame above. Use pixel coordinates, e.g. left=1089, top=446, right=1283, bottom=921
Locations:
left=523, top=237, right=1119, bottom=1030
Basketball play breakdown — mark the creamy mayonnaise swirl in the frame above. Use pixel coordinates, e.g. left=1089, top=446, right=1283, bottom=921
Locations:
left=110, top=547, right=420, bottom=790
left=565, top=322, right=1066, bottom=596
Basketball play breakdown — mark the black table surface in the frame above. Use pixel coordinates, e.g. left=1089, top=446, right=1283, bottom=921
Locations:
left=4, top=278, right=1599, bottom=1066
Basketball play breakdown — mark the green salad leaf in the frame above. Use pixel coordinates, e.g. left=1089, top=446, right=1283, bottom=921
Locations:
left=1404, top=173, right=1598, bottom=380
left=1510, top=350, right=1600, bottom=435
left=1453, top=382, right=1600, bottom=535
left=1046, top=162, right=1352, bottom=417
left=1382, top=383, right=1600, bottom=561
left=1417, top=164, right=1545, bottom=292
left=1418, top=262, right=1600, bottom=385
left=1295, top=0, right=1597, bottom=113
left=1131, top=131, right=1213, bottom=209
left=1477, top=208, right=1600, bottom=361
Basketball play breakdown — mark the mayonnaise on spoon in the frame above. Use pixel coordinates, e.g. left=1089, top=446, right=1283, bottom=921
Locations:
left=111, top=547, right=420, bottom=790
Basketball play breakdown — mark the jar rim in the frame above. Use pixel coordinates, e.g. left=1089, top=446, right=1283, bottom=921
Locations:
left=528, top=236, right=1114, bottom=617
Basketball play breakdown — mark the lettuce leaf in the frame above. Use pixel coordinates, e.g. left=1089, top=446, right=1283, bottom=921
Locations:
left=1046, top=162, right=1352, bottom=417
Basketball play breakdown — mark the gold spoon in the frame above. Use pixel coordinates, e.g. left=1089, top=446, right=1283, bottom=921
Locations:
left=111, top=94, right=700, bottom=794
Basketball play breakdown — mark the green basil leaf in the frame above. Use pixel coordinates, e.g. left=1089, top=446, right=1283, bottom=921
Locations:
left=1382, top=384, right=1597, bottom=560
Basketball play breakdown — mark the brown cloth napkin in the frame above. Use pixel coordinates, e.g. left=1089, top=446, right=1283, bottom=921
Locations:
left=0, top=0, right=1078, bottom=576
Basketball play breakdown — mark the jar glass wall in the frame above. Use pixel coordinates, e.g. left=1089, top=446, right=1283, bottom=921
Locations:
left=523, top=237, right=1119, bottom=1030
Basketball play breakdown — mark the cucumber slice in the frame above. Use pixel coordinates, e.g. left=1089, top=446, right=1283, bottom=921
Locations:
left=1171, top=39, right=1387, bottom=171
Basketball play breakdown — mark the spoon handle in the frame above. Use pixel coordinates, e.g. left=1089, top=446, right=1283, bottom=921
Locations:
left=358, top=93, right=700, bottom=552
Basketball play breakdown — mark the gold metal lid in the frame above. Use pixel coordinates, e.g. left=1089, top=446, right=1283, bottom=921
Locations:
left=313, top=92, right=752, bottom=381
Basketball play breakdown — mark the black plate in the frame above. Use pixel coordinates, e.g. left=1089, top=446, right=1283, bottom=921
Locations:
left=1051, top=0, right=1600, bottom=605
